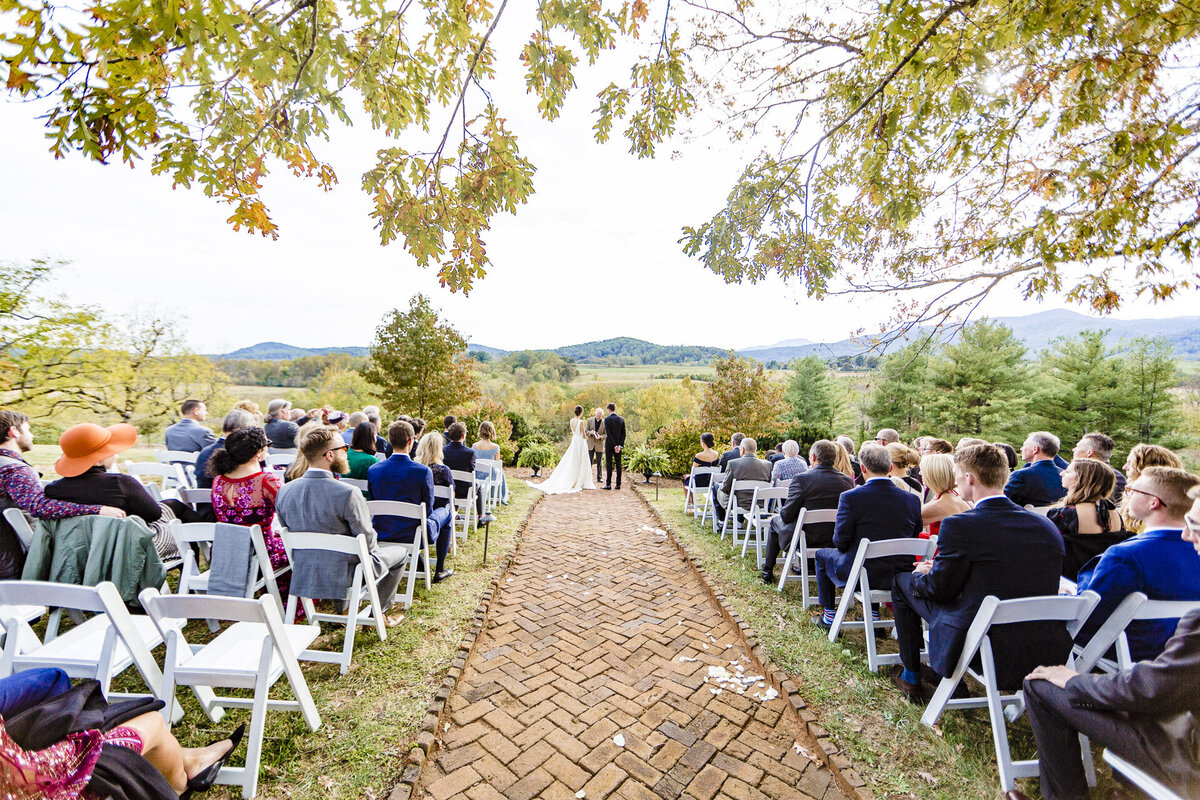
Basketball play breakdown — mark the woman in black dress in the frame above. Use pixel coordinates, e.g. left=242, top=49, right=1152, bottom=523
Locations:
left=1047, top=458, right=1130, bottom=580
left=683, top=433, right=721, bottom=487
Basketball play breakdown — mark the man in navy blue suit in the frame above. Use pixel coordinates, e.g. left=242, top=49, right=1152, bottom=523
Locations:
left=890, top=444, right=1069, bottom=703
left=1004, top=431, right=1067, bottom=507
left=443, top=421, right=479, bottom=514
left=813, top=444, right=922, bottom=630
left=368, top=420, right=454, bottom=582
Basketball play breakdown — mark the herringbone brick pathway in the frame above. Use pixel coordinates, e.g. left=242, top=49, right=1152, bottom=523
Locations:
left=417, top=489, right=847, bottom=800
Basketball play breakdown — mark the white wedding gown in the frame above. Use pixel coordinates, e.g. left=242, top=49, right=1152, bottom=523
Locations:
left=527, top=417, right=596, bottom=495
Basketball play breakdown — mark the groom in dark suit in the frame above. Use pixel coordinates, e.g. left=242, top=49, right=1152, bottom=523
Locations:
left=603, top=403, right=626, bottom=490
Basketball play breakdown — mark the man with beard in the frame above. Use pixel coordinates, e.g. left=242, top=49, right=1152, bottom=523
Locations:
left=275, top=426, right=408, bottom=621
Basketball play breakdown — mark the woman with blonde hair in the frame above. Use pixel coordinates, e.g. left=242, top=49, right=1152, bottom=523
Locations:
left=1048, top=458, right=1129, bottom=580
left=831, top=441, right=855, bottom=481
left=919, top=454, right=970, bottom=538
left=885, top=442, right=923, bottom=496
left=471, top=420, right=508, bottom=505
left=414, top=430, right=456, bottom=578
left=1121, top=444, right=1184, bottom=532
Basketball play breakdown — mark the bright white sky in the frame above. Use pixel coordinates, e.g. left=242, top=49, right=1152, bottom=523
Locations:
left=1, top=6, right=1195, bottom=355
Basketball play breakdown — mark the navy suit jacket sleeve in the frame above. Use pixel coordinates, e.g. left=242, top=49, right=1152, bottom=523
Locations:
left=423, top=468, right=434, bottom=513
left=833, top=493, right=855, bottom=553
left=911, top=515, right=972, bottom=602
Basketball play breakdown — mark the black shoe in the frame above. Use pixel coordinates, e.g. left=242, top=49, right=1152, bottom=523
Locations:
left=433, top=568, right=455, bottom=583
left=181, top=724, right=245, bottom=799
left=760, top=571, right=774, bottom=585
left=813, top=615, right=833, bottom=632
left=890, top=666, right=927, bottom=705
left=603, top=485, right=611, bottom=490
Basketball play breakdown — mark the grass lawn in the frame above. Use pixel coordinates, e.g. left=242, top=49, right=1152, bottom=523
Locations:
left=104, top=477, right=541, bottom=800
left=635, top=485, right=1117, bottom=800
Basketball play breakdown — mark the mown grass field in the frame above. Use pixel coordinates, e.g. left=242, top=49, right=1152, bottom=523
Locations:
left=635, top=485, right=1118, bottom=800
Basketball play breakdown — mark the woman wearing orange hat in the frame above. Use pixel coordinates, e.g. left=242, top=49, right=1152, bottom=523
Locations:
left=45, top=423, right=178, bottom=559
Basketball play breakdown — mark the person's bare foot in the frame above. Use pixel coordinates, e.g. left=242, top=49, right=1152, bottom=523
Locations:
left=182, top=737, right=235, bottom=782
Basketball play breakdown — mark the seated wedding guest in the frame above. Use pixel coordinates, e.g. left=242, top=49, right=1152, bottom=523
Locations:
left=717, top=437, right=772, bottom=522
left=443, top=421, right=479, bottom=514
left=890, top=444, right=1068, bottom=703
left=194, top=409, right=256, bottom=489
left=45, top=422, right=180, bottom=561
left=767, top=443, right=786, bottom=465
left=874, top=428, right=900, bottom=445
left=919, top=438, right=953, bottom=455
left=1120, top=443, right=1182, bottom=532
left=291, top=407, right=312, bottom=426
left=992, top=441, right=1019, bottom=471
left=836, top=435, right=863, bottom=484
left=770, top=439, right=808, bottom=485
left=264, top=399, right=300, bottom=448
left=232, top=399, right=262, bottom=424
left=345, top=421, right=379, bottom=481
left=341, top=412, right=368, bottom=445
left=832, top=438, right=857, bottom=482
left=718, top=433, right=745, bottom=471
left=919, top=453, right=970, bottom=539
left=370, top=421, right=454, bottom=582
left=1019, top=484, right=1200, bottom=800
left=284, top=423, right=339, bottom=482
left=409, top=417, right=425, bottom=455
left=0, top=410, right=124, bottom=579
left=325, top=409, right=349, bottom=431
left=762, top=440, right=854, bottom=585
left=1074, top=466, right=1200, bottom=663
left=0, top=667, right=241, bottom=798
left=472, top=420, right=508, bottom=503
left=209, top=426, right=290, bottom=598
left=276, top=427, right=407, bottom=623
left=814, top=444, right=921, bottom=630
left=885, top=442, right=923, bottom=496
left=955, top=436, right=989, bottom=451
left=442, top=415, right=457, bottom=438
left=1071, top=431, right=1126, bottom=501
left=684, top=432, right=721, bottom=487
left=366, top=412, right=390, bottom=455
left=1047, top=458, right=1129, bottom=580
left=415, top=430, right=456, bottom=576
left=1004, top=431, right=1067, bottom=507
left=163, top=399, right=217, bottom=452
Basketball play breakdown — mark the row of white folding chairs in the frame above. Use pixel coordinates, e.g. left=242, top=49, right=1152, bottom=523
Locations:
left=345, top=473, right=476, bottom=547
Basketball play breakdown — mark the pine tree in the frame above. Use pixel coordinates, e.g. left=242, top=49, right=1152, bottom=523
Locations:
left=867, top=341, right=932, bottom=434
left=928, top=321, right=1029, bottom=439
left=785, top=355, right=843, bottom=429
left=1034, top=331, right=1130, bottom=446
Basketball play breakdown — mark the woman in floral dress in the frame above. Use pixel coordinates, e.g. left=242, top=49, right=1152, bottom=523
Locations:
left=207, top=426, right=290, bottom=604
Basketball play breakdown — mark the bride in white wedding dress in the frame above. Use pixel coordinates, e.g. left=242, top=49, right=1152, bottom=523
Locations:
left=527, top=405, right=596, bottom=494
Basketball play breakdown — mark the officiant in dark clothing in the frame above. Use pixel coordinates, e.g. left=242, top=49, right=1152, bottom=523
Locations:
left=603, top=403, right=626, bottom=490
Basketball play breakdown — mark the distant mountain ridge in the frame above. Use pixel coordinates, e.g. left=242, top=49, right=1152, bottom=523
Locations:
left=213, top=310, right=1200, bottom=363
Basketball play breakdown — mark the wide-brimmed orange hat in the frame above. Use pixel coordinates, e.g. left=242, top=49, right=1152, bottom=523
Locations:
left=55, top=423, right=139, bottom=478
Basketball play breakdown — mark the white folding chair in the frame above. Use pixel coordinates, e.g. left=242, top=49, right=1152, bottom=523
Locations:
left=140, top=589, right=321, bottom=799
left=171, top=522, right=288, bottom=617
left=449, top=470, right=477, bottom=539
left=1104, top=749, right=1185, bottom=800
left=266, top=453, right=296, bottom=471
left=1078, top=596, right=1200, bottom=673
left=433, top=485, right=457, bottom=557
left=341, top=477, right=368, bottom=492
left=741, top=486, right=789, bottom=568
left=0, top=603, right=44, bottom=654
left=156, top=450, right=198, bottom=487
left=476, top=458, right=503, bottom=513
left=267, top=447, right=298, bottom=457
left=920, top=592, right=1102, bottom=792
left=696, top=472, right=725, bottom=526
left=720, top=479, right=771, bottom=545
left=125, top=461, right=189, bottom=500
left=776, top=508, right=839, bottom=607
left=828, top=536, right=940, bottom=673
left=367, top=500, right=430, bottom=610
left=2, top=507, right=35, bottom=552
left=278, top=531, right=389, bottom=674
left=0, top=581, right=185, bottom=719
left=179, top=487, right=213, bottom=510
left=684, top=466, right=718, bottom=515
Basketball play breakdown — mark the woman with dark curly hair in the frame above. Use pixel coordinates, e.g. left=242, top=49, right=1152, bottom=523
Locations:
left=207, top=427, right=289, bottom=596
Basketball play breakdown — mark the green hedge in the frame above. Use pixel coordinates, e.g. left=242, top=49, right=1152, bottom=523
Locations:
left=648, top=419, right=833, bottom=477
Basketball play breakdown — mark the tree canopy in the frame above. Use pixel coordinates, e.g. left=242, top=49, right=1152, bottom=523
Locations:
left=1, top=0, right=690, bottom=293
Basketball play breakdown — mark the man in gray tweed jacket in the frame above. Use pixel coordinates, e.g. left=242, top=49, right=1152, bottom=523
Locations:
left=276, top=427, right=408, bottom=624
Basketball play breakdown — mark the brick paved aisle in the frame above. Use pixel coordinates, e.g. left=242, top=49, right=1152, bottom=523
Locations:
left=418, top=488, right=848, bottom=800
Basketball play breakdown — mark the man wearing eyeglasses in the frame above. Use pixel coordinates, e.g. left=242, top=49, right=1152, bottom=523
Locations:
left=1073, top=466, right=1200, bottom=663
left=1015, top=483, right=1200, bottom=800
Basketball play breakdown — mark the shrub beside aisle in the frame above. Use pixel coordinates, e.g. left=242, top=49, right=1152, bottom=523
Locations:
left=632, top=484, right=1117, bottom=800
left=157, top=480, right=539, bottom=800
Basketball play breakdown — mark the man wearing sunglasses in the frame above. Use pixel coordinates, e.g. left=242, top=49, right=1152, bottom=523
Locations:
left=1015, top=483, right=1200, bottom=800
left=1074, top=466, right=1200, bottom=663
